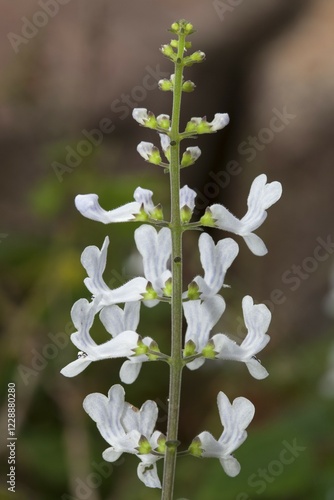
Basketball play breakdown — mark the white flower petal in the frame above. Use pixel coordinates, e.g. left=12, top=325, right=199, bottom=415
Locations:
left=183, top=296, right=225, bottom=353
left=60, top=357, right=92, bottom=377
left=219, top=455, right=241, bottom=477
left=120, top=359, right=143, bottom=384
left=100, top=302, right=141, bottom=337
left=132, top=108, right=149, bottom=124
left=195, top=391, right=254, bottom=477
left=75, top=194, right=140, bottom=224
left=133, top=187, right=155, bottom=213
left=245, top=358, right=269, bottom=379
left=209, top=174, right=282, bottom=256
left=102, top=447, right=123, bottom=462
left=135, top=225, right=171, bottom=296
left=210, top=113, right=230, bottom=131
left=194, top=234, right=239, bottom=297
left=159, top=133, right=170, bottom=152
left=137, top=142, right=154, bottom=160
left=213, top=296, right=271, bottom=377
left=137, top=461, right=161, bottom=489
left=186, top=146, right=201, bottom=160
left=180, top=185, right=197, bottom=211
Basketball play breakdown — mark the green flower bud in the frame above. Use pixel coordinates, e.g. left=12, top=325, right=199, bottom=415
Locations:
left=184, top=51, right=205, bottom=66
left=200, top=207, right=215, bottom=227
left=202, top=339, right=216, bottom=359
left=148, top=340, right=161, bottom=360
left=159, top=78, right=173, bottom=92
left=182, top=80, right=196, bottom=92
left=187, top=281, right=200, bottom=300
left=143, top=282, right=158, bottom=301
left=134, top=205, right=150, bottom=222
left=183, top=339, right=197, bottom=358
left=163, top=277, right=172, bottom=297
left=134, top=338, right=149, bottom=356
left=150, top=203, right=164, bottom=221
left=156, top=433, right=166, bottom=453
left=188, top=436, right=203, bottom=457
left=161, top=44, right=176, bottom=61
left=137, top=435, right=152, bottom=455
left=157, top=114, right=171, bottom=130
left=180, top=204, right=192, bottom=223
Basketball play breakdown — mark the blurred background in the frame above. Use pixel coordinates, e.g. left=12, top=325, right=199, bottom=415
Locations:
left=1, top=0, right=334, bottom=498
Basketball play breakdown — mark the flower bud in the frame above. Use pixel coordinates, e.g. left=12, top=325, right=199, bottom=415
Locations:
left=184, top=339, right=197, bottom=358
left=132, top=108, right=158, bottom=129
left=137, top=435, right=152, bottom=455
left=200, top=207, right=215, bottom=227
left=180, top=204, right=193, bottom=223
left=156, top=434, right=166, bottom=453
left=187, top=281, right=200, bottom=300
left=182, top=80, right=196, bottom=92
left=157, top=114, right=171, bottom=130
left=184, top=51, right=205, bottom=66
left=159, top=78, right=173, bottom=92
left=163, top=277, right=172, bottom=297
left=181, top=146, right=201, bottom=167
left=137, top=142, right=162, bottom=165
left=134, top=338, right=149, bottom=356
left=160, top=44, right=176, bottom=61
left=188, top=436, right=203, bottom=458
left=202, top=339, right=216, bottom=359
left=150, top=203, right=164, bottom=221
left=143, top=282, right=159, bottom=301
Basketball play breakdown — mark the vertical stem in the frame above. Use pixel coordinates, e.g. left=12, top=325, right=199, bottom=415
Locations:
left=161, top=32, right=186, bottom=500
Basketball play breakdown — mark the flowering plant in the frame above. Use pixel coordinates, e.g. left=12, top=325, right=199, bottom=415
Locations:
left=61, top=20, right=282, bottom=499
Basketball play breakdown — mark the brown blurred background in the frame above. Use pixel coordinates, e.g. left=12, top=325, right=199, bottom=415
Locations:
left=1, top=1, right=334, bottom=499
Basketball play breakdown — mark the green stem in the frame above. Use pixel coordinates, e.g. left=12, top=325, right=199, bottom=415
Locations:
left=161, top=32, right=186, bottom=500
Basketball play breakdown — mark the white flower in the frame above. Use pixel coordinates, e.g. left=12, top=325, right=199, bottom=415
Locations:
left=207, top=174, right=282, bottom=256
left=195, top=391, right=255, bottom=477
left=75, top=187, right=156, bottom=224
left=60, top=299, right=140, bottom=377
left=83, top=384, right=164, bottom=488
left=137, top=142, right=155, bottom=161
left=81, top=236, right=148, bottom=308
left=183, top=296, right=225, bottom=370
left=210, top=113, right=230, bottom=131
left=212, top=296, right=271, bottom=379
left=180, top=185, right=197, bottom=212
left=132, top=108, right=150, bottom=125
left=134, top=225, right=172, bottom=307
left=192, top=233, right=239, bottom=297
left=185, top=146, right=201, bottom=160
left=100, top=302, right=154, bottom=384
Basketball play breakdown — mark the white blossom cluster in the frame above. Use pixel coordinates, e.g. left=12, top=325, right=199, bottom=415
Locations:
left=61, top=120, right=281, bottom=486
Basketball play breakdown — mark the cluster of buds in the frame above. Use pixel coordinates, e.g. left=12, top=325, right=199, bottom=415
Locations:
left=61, top=19, right=282, bottom=492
